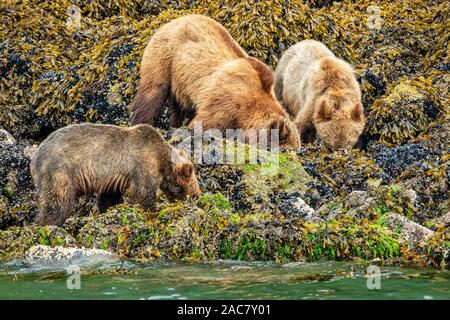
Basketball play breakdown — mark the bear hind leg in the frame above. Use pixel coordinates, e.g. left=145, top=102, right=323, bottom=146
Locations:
left=130, top=45, right=172, bottom=125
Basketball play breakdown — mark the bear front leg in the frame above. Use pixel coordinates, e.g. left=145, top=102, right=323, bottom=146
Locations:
left=97, top=191, right=124, bottom=213
left=35, top=189, right=76, bottom=226
left=131, top=86, right=168, bottom=125
left=128, top=181, right=157, bottom=212
left=169, top=96, right=196, bottom=128
left=295, top=109, right=316, bottom=144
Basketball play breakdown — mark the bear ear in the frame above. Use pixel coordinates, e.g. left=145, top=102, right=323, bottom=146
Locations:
left=316, top=100, right=332, bottom=122
left=175, top=163, right=193, bottom=185
left=270, top=119, right=291, bottom=141
left=352, top=102, right=364, bottom=122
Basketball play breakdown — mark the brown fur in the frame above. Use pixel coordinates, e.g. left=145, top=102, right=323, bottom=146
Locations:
left=275, top=40, right=365, bottom=150
left=130, top=14, right=300, bottom=149
left=31, top=123, right=200, bottom=226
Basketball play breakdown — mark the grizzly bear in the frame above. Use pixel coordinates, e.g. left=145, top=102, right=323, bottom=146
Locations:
left=130, top=14, right=300, bottom=149
left=31, top=123, right=201, bottom=226
left=275, top=40, right=365, bottom=150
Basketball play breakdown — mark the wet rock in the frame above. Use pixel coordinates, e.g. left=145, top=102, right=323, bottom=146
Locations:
left=25, top=245, right=116, bottom=261
left=76, top=206, right=146, bottom=252
left=438, top=212, right=450, bottom=226
left=279, top=195, right=323, bottom=222
left=0, top=225, right=75, bottom=260
left=403, top=189, right=418, bottom=208
left=384, top=212, right=434, bottom=250
left=344, top=190, right=377, bottom=219
left=372, top=143, right=442, bottom=180
left=45, top=225, right=77, bottom=247
left=0, top=129, right=15, bottom=145
left=316, top=203, right=341, bottom=221
left=0, top=141, right=34, bottom=194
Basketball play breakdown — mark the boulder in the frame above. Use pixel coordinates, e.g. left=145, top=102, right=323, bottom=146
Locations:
left=384, top=212, right=434, bottom=250
left=437, top=212, right=450, bottom=226
left=26, top=245, right=116, bottom=261
left=0, top=129, right=15, bottom=146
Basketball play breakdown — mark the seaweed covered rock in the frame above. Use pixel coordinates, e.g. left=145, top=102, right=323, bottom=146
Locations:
left=298, top=145, right=385, bottom=197
left=0, top=138, right=36, bottom=228
left=0, top=225, right=75, bottom=260
left=403, top=224, right=450, bottom=268
left=383, top=212, right=434, bottom=250
left=0, top=0, right=198, bottom=138
left=0, top=200, right=404, bottom=263
left=0, top=0, right=449, bottom=268
left=367, top=77, right=443, bottom=146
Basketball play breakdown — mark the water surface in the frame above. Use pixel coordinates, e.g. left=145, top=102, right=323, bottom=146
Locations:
left=0, top=259, right=448, bottom=300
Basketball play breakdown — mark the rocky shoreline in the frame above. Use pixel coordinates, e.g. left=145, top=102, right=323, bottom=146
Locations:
left=0, top=0, right=449, bottom=267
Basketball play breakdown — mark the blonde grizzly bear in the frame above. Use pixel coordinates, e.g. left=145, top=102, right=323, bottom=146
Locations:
left=275, top=40, right=365, bottom=150
left=31, top=123, right=201, bottom=226
left=130, top=14, right=300, bottom=149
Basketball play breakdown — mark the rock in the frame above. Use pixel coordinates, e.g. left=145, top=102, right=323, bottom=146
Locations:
left=344, top=190, right=377, bottom=219
left=316, top=190, right=377, bottom=221
left=438, top=212, right=450, bottom=225
left=345, top=190, right=372, bottom=208
left=400, top=189, right=418, bottom=209
left=25, top=245, right=116, bottom=261
left=0, top=140, right=36, bottom=228
left=23, top=144, right=38, bottom=158
left=384, top=212, right=434, bottom=250
left=76, top=206, right=147, bottom=252
left=280, top=197, right=323, bottom=222
left=0, top=129, right=15, bottom=145
left=316, top=203, right=341, bottom=221
left=0, top=225, right=75, bottom=259
left=45, top=225, right=77, bottom=247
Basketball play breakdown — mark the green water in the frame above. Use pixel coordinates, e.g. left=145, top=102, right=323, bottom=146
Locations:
left=0, top=259, right=449, bottom=300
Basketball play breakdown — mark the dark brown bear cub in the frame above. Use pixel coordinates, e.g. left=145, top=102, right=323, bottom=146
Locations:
left=31, top=123, right=201, bottom=226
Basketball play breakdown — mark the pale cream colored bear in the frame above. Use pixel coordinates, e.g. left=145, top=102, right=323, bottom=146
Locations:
left=275, top=40, right=365, bottom=150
